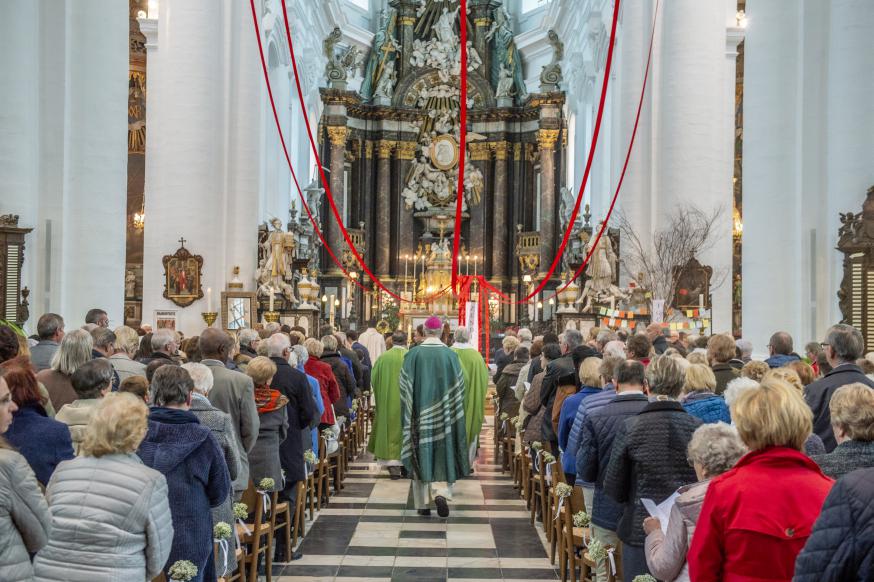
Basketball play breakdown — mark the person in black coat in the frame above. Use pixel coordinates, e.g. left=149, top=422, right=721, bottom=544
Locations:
left=320, top=335, right=356, bottom=419
left=811, top=382, right=874, bottom=479
left=805, top=324, right=874, bottom=452
left=527, top=332, right=559, bottom=382
left=794, top=466, right=874, bottom=581
left=646, top=323, right=669, bottom=355
left=604, top=355, right=702, bottom=582
left=576, top=360, right=648, bottom=581
left=265, top=335, right=317, bottom=501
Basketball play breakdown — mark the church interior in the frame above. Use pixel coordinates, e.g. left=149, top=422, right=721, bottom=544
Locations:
left=1, top=0, right=874, bottom=581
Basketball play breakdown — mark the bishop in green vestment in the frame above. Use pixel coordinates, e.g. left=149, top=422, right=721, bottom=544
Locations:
left=450, top=326, right=488, bottom=467
left=367, top=332, right=407, bottom=467
left=400, top=318, right=470, bottom=515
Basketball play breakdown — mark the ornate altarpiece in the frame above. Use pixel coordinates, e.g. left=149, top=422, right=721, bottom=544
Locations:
left=0, top=215, right=33, bottom=326
left=838, top=185, right=874, bottom=351
left=316, top=0, right=568, bottom=324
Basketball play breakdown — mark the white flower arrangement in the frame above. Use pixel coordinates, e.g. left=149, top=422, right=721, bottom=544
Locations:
left=258, top=477, right=275, bottom=491
left=336, top=415, right=346, bottom=425
left=573, top=511, right=591, bottom=528
left=586, top=538, right=607, bottom=562
left=233, top=502, right=248, bottom=520
left=352, top=401, right=359, bottom=412
left=632, top=576, right=657, bottom=582
left=531, top=441, right=543, bottom=451
left=500, top=412, right=509, bottom=421
left=168, top=560, right=198, bottom=582
left=542, top=452, right=556, bottom=464
left=554, top=482, right=573, bottom=499
left=304, top=449, right=317, bottom=464
left=213, top=521, right=232, bottom=540
left=322, top=428, right=335, bottom=438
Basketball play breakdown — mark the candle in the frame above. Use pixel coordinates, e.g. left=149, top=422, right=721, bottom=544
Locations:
left=329, top=294, right=335, bottom=328
left=269, top=288, right=275, bottom=312
left=465, top=254, right=470, bottom=276
left=698, top=293, right=705, bottom=312
left=412, top=254, right=418, bottom=299
left=207, top=287, right=213, bottom=312
left=610, top=296, right=615, bottom=311
left=473, top=255, right=478, bottom=279
left=403, top=255, right=409, bottom=299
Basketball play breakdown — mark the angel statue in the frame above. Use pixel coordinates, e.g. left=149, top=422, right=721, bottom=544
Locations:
left=360, top=8, right=397, bottom=100
left=435, top=6, right=460, bottom=45
left=576, top=224, right=625, bottom=312
left=487, top=6, right=527, bottom=102
left=372, top=57, right=397, bottom=101
left=495, top=63, right=515, bottom=99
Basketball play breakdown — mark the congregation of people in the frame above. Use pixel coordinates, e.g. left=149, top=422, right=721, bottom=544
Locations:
left=3, top=305, right=874, bottom=582
left=500, top=322, right=874, bottom=582
left=0, top=309, right=388, bottom=582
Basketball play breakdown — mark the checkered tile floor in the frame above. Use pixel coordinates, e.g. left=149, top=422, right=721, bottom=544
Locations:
left=273, top=417, right=556, bottom=581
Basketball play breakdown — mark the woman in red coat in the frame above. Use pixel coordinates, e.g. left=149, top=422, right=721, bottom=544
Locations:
left=688, top=378, right=833, bottom=582
left=303, top=338, right=341, bottom=428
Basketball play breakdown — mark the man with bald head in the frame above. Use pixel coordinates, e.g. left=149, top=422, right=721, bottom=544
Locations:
left=201, top=327, right=259, bottom=498
left=765, top=331, right=800, bottom=368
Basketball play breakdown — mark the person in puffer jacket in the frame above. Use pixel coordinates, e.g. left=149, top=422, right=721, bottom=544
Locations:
left=681, top=364, right=730, bottom=424
left=643, top=422, right=747, bottom=582
left=794, top=466, right=874, bottom=581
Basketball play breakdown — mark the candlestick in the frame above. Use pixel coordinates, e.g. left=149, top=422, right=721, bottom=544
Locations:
left=206, top=287, right=213, bottom=312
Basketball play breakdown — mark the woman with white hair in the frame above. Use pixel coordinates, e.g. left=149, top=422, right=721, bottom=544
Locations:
left=644, top=423, right=747, bottom=581
left=37, top=330, right=93, bottom=411
left=182, top=361, right=240, bottom=557
left=110, top=326, right=147, bottom=382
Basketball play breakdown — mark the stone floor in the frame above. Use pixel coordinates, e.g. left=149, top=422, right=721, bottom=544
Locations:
left=273, top=418, right=555, bottom=581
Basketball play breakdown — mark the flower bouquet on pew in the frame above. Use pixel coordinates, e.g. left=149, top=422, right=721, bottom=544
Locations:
left=168, top=560, right=197, bottom=582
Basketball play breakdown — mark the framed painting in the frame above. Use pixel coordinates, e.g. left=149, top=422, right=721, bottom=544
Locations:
left=221, top=291, right=256, bottom=331
left=162, top=239, right=204, bottom=307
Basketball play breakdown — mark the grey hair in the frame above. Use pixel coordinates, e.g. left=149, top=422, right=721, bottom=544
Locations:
left=723, top=376, right=760, bottom=408
left=596, top=329, right=618, bottom=348
left=687, top=422, right=747, bottom=476
left=181, top=362, right=214, bottom=394
left=70, top=358, right=114, bottom=399
left=151, top=328, right=176, bottom=352
left=91, top=327, right=116, bottom=350
left=238, top=328, right=259, bottom=348
left=562, top=329, right=583, bottom=350
left=735, top=338, right=753, bottom=358
left=424, top=325, right=442, bottom=337
left=50, top=329, right=94, bottom=375
left=517, top=328, right=533, bottom=342
left=645, top=355, right=686, bottom=398
left=151, top=365, right=193, bottom=407
left=826, top=324, right=865, bottom=363
left=335, top=332, right=347, bottom=346
left=603, top=340, right=626, bottom=359
left=288, top=350, right=299, bottom=368
left=291, top=344, right=309, bottom=367
left=322, top=334, right=338, bottom=351
left=264, top=322, right=281, bottom=334
left=454, top=326, right=471, bottom=344
left=37, top=313, right=64, bottom=340
left=113, top=326, right=140, bottom=355
left=266, top=333, right=291, bottom=357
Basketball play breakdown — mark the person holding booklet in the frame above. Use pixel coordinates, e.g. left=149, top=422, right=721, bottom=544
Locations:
left=642, top=422, right=747, bottom=582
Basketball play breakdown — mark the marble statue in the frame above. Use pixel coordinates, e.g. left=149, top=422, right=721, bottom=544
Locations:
left=495, top=63, right=515, bottom=98
left=435, top=7, right=460, bottom=45
left=577, top=225, right=627, bottom=312
left=559, top=187, right=578, bottom=229
left=257, top=217, right=297, bottom=303
left=540, top=29, right=564, bottom=90
left=487, top=6, right=527, bottom=102
left=373, top=57, right=397, bottom=101
left=125, top=270, right=136, bottom=298
left=360, top=8, right=397, bottom=101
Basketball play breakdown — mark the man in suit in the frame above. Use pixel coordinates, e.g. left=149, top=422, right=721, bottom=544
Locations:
left=266, top=333, right=317, bottom=561
left=201, top=327, right=259, bottom=498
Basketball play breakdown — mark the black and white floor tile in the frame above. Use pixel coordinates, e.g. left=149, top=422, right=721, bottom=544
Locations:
left=274, top=418, right=556, bottom=581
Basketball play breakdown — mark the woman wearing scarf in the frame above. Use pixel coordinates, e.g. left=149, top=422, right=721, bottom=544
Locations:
left=245, top=356, right=289, bottom=488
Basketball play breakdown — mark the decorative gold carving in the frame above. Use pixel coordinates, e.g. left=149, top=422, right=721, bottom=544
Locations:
left=128, top=70, right=146, bottom=154
left=513, top=143, right=522, bottom=161
left=474, top=17, right=491, bottom=27
left=377, top=140, right=396, bottom=159
left=492, top=141, right=509, bottom=161
left=430, top=135, right=459, bottom=168
left=396, top=141, right=418, bottom=160
left=525, top=143, right=540, bottom=163
left=364, top=140, right=374, bottom=158
left=326, top=126, right=349, bottom=147
left=526, top=93, right=567, bottom=108
left=561, top=128, right=568, bottom=148
left=468, top=142, right=491, bottom=161
left=347, top=140, right=361, bottom=160
left=399, top=16, right=416, bottom=26
left=538, top=129, right=560, bottom=151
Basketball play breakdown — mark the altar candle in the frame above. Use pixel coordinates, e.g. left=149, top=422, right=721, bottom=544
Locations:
left=698, top=293, right=704, bottom=312
left=473, top=256, right=478, bottom=279
left=207, top=287, right=213, bottom=312
left=403, top=255, right=409, bottom=298
left=610, top=296, right=615, bottom=311
left=412, top=254, right=418, bottom=298
left=269, top=288, right=275, bottom=312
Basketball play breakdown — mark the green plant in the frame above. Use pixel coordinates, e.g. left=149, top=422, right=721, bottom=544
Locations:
left=542, top=452, right=556, bottom=464
left=168, top=560, right=198, bottom=582
left=0, top=320, right=25, bottom=336
left=500, top=412, right=509, bottom=421
left=632, top=576, right=657, bottom=582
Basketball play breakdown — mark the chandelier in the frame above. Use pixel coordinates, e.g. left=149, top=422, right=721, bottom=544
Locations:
left=132, top=204, right=145, bottom=231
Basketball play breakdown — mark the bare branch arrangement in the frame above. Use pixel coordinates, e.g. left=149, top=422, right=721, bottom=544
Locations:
left=617, top=205, right=727, bottom=314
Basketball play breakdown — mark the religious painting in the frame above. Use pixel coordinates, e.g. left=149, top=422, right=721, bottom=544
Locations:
left=673, top=257, right=713, bottom=311
left=154, top=310, right=177, bottom=331
left=430, top=134, right=459, bottom=171
left=221, top=291, right=255, bottom=331
left=162, top=239, right=204, bottom=307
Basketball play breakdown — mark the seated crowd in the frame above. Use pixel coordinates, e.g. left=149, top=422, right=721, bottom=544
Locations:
left=506, top=322, right=874, bottom=582
left=0, top=309, right=383, bottom=581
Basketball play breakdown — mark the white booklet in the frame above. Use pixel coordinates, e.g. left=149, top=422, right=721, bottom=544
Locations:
left=641, top=491, right=680, bottom=535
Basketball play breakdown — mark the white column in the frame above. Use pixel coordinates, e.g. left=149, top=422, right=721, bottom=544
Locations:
left=141, top=0, right=226, bottom=336
left=654, top=0, right=734, bottom=330
left=825, top=0, right=874, bottom=330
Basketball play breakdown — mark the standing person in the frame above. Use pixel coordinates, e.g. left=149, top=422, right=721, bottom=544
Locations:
left=558, top=357, right=602, bottom=485
left=707, top=334, right=739, bottom=394
left=604, top=356, right=702, bottom=581
left=30, top=313, right=65, bottom=372
left=245, top=356, right=288, bottom=493
left=201, top=327, right=259, bottom=499
left=495, top=346, right=529, bottom=434
left=303, top=338, right=341, bottom=429
left=141, top=329, right=180, bottom=365
left=336, top=332, right=364, bottom=393
left=539, top=331, right=581, bottom=451
left=2, top=361, right=74, bottom=485
left=138, top=365, right=231, bottom=582
left=291, top=344, right=324, bottom=457
left=521, top=344, right=562, bottom=448
left=451, top=327, right=488, bottom=467
left=358, top=319, right=387, bottom=363
left=110, top=325, right=147, bottom=382
left=320, top=335, right=356, bottom=420
left=810, top=383, right=874, bottom=479
left=400, top=316, right=469, bottom=517
left=84, top=308, right=109, bottom=328
left=33, top=393, right=174, bottom=582
left=681, top=364, right=730, bottom=424
left=765, top=331, right=801, bottom=368
left=805, top=323, right=874, bottom=451
left=0, top=368, right=51, bottom=581
left=577, top=360, right=650, bottom=581
left=368, top=331, right=408, bottom=479
left=646, top=323, right=669, bottom=355
left=90, top=328, right=120, bottom=391
left=37, top=329, right=93, bottom=412
left=55, top=359, right=114, bottom=454
left=493, top=335, right=520, bottom=384
left=238, top=329, right=260, bottom=359
left=688, top=378, right=833, bottom=581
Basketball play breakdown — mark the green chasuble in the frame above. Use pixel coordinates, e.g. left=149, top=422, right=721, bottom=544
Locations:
left=400, top=338, right=470, bottom=483
left=367, top=346, right=407, bottom=461
left=451, top=346, right=488, bottom=446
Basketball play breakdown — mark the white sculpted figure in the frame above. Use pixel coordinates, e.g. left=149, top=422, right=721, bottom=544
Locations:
left=495, top=64, right=514, bottom=98
left=577, top=225, right=624, bottom=312
left=435, top=7, right=460, bottom=45
left=373, top=57, right=397, bottom=100
left=258, top=217, right=297, bottom=303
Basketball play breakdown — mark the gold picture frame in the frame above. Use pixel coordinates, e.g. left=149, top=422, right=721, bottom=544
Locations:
left=221, top=291, right=256, bottom=331
left=162, top=239, right=204, bottom=308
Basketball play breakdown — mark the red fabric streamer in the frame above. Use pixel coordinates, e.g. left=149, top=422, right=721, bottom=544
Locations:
left=452, top=0, right=468, bottom=294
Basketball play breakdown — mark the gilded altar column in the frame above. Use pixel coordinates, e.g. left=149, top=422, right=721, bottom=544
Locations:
left=491, top=141, right=509, bottom=279
left=375, top=140, right=395, bottom=276
left=538, top=129, right=559, bottom=279
left=327, top=126, right=349, bottom=274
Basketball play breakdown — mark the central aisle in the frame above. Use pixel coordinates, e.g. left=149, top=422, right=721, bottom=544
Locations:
left=274, top=418, right=557, bottom=581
